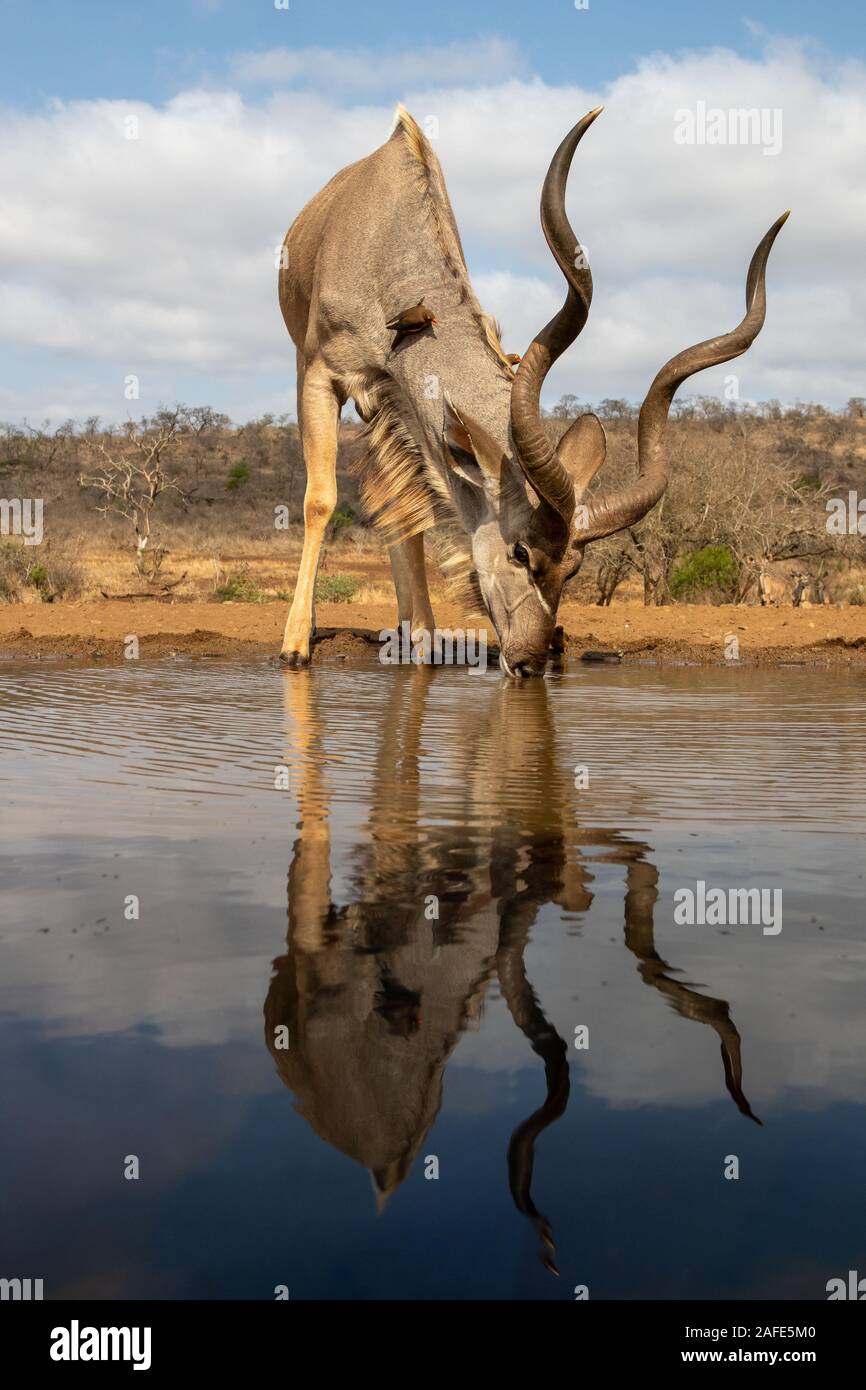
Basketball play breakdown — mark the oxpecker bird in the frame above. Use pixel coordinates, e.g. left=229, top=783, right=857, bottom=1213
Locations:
left=386, top=300, right=437, bottom=350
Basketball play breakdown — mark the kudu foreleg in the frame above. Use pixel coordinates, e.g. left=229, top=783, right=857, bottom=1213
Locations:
left=281, top=363, right=341, bottom=665
left=388, top=542, right=413, bottom=625
left=388, top=533, right=436, bottom=640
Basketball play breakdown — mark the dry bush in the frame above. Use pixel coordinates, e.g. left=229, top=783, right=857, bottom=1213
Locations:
left=0, top=541, right=85, bottom=602
left=41, top=548, right=86, bottom=599
left=0, top=542, right=33, bottom=600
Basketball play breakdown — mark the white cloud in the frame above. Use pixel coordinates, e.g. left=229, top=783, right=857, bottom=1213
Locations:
left=0, top=36, right=863, bottom=422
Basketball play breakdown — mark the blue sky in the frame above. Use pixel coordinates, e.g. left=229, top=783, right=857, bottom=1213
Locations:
left=0, top=0, right=863, bottom=423
left=4, top=0, right=862, bottom=106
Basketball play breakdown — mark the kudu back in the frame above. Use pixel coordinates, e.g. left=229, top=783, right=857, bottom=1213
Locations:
left=278, top=107, right=787, bottom=674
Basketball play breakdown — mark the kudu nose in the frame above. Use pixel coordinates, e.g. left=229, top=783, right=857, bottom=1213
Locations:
left=512, top=658, right=545, bottom=678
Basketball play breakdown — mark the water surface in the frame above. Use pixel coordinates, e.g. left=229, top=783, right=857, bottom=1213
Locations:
left=1, top=656, right=865, bottom=1299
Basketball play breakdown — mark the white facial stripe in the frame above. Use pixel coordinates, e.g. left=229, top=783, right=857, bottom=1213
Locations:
left=531, top=581, right=553, bottom=617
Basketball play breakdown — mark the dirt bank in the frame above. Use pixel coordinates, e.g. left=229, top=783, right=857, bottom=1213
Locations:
left=2, top=599, right=865, bottom=667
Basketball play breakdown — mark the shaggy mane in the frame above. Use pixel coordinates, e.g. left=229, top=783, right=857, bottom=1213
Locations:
left=346, top=369, right=484, bottom=616
left=347, top=372, right=437, bottom=544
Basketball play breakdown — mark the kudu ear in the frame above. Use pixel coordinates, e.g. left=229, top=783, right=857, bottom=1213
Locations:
left=556, top=412, right=607, bottom=498
left=443, top=395, right=503, bottom=488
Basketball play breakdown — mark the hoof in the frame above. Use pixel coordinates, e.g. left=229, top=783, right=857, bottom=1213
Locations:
left=279, top=649, right=311, bottom=668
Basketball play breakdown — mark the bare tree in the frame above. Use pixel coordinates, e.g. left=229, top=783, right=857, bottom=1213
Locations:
left=79, top=410, right=188, bottom=582
left=593, top=542, right=633, bottom=605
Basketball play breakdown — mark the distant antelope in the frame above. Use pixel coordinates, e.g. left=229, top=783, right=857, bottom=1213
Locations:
left=793, top=572, right=830, bottom=607
left=278, top=106, right=787, bottom=673
left=758, top=567, right=791, bottom=606
left=744, top=557, right=793, bottom=606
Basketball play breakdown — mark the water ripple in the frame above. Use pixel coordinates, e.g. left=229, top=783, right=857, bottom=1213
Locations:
left=0, top=659, right=864, bottom=836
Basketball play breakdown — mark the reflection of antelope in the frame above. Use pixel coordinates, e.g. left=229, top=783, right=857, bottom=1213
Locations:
left=266, top=669, right=758, bottom=1275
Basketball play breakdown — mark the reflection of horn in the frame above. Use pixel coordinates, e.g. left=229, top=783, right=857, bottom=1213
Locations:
left=497, top=916, right=569, bottom=1276
left=621, top=855, right=761, bottom=1125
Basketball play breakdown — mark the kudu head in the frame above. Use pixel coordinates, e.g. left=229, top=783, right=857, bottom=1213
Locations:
left=445, top=108, right=788, bottom=676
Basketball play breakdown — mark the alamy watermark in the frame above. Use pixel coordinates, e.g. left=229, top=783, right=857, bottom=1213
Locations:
left=674, top=102, right=782, bottom=157
left=0, top=497, right=43, bottom=544
left=826, top=491, right=866, bottom=535
left=379, top=622, right=488, bottom=671
left=1, top=1276, right=43, bottom=1300
left=827, top=1270, right=866, bottom=1300
left=674, top=879, right=782, bottom=935
left=50, top=1321, right=151, bottom=1371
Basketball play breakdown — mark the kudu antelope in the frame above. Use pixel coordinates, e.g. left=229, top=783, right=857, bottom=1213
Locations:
left=266, top=667, right=758, bottom=1274
left=793, top=572, right=829, bottom=607
left=745, top=556, right=794, bottom=606
left=758, top=567, right=790, bottom=607
left=278, top=106, right=788, bottom=675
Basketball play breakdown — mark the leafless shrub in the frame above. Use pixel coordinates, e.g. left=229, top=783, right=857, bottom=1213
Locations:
left=79, top=410, right=189, bottom=581
left=44, top=549, right=86, bottom=599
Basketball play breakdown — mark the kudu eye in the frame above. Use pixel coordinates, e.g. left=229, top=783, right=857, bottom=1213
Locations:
left=512, top=542, right=531, bottom=568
